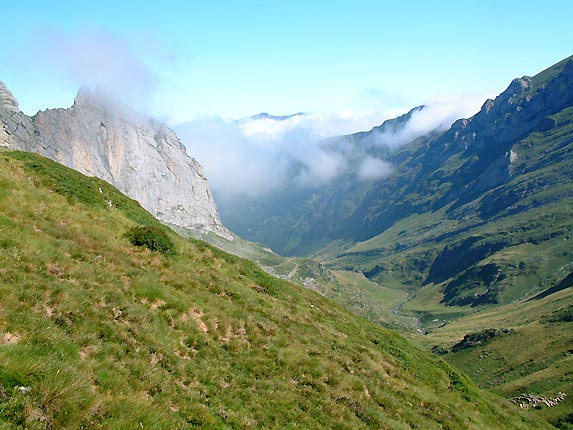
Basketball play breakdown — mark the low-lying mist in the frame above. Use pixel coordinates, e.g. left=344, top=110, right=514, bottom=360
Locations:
left=175, top=93, right=487, bottom=206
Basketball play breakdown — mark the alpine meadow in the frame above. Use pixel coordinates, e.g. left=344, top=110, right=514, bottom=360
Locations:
left=1, top=2, right=573, bottom=429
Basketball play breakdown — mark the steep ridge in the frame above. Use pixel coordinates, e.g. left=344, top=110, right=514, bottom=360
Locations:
left=0, top=84, right=231, bottom=239
left=328, top=57, right=573, bottom=245
left=0, top=150, right=548, bottom=429
left=331, top=55, right=573, bottom=303
left=324, top=56, right=573, bottom=429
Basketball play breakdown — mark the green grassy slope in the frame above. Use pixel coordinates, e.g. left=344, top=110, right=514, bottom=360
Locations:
left=0, top=150, right=550, bottom=429
left=417, top=287, right=573, bottom=429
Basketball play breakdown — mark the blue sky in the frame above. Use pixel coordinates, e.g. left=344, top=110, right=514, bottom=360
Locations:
left=1, top=0, right=572, bottom=123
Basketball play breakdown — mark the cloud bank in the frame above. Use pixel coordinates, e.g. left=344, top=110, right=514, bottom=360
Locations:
left=175, top=92, right=488, bottom=204
left=358, top=157, right=394, bottom=180
left=368, top=93, right=489, bottom=149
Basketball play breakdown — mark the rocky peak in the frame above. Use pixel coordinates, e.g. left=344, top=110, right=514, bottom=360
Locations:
left=406, top=56, right=573, bottom=204
left=444, top=57, right=573, bottom=151
left=563, top=58, right=573, bottom=75
left=0, top=81, right=20, bottom=112
left=371, top=105, right=426, bottom=135
left=72, top=86, right=124, bottom=113
left=0, top=81, right=36, bottom=150
left=481, top=99, right=495, bottom=114
left=72, top=86, right=103, bottom=109
left=505, top=77, right=531, bottom=99
left=74, top=86, right=92, bottom=105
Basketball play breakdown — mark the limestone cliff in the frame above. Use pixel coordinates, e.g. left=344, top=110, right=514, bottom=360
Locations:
left=0, top=84, right=231, bottom=239
left=0, top=82, right=35, bottom=150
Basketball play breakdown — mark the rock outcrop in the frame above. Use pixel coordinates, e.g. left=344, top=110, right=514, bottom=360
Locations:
left=511, top=392, right=567, bottom=409
left=0, top=82, right=35, bottom=150
left=448, top=58, right=573, bottom=152
left=0, top=81, right=20, bottom=112
left=403, top=57, right=573, bottom=207
left=0, top=83, right=231, bottom=239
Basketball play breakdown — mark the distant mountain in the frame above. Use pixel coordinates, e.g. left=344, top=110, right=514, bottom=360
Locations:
left=249, top=112, right=306, bottom=121
left=330, top=55, right=573, bottom=304
left=0, top=84, right=231, bottom=239
left=332, top=105, right=426, bottom=149
left=220, top=106, right=443, bottom=256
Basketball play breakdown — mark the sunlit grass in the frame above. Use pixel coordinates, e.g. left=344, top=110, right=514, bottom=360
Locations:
left=418, top=288, right=573, bottom=427
left=0, top=150, right=552, bottom=429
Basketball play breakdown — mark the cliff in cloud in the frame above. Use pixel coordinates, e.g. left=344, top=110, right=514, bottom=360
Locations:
left=0, top=83, right=231, bottom=239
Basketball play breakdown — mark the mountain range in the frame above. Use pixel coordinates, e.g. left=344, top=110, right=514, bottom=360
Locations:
left=249, top=112, right=306, bottom=121
left=215, top=56, right=573, bottom=428
left=1, top=55, right=573, bottom=428
left=224, top=55, right=573, bottom=308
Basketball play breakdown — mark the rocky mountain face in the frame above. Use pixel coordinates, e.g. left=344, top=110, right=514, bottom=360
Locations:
left=342, top=57, right=573, bottom=240
left=0, top=82, right=35, bottom=150
left=0, top=84, right=231, bottom=239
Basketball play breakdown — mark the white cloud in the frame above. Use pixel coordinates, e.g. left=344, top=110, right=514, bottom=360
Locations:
left=358, top=157, right=393, bottom=180
left=371, top=92, right=491, bottom=148
left=176, top=112, right=380, bottom=202
left=237, top=111, right=388, bottom=142
left=175, top=117, right=290, bottom=201
left=9, top=26, right=162, bottom=113
left=175, top=91, right=489, bottom=203
left=294, top=145, right=348, bottom=187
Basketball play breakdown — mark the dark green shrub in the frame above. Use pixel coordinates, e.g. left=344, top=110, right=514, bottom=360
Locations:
left=124, top=225, right=175, bottom=255
left=542, top=305, right=573, bottom=323
left=555, top=413, right=573, bottom=430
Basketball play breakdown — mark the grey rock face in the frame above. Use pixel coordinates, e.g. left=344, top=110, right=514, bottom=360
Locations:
left=448, top=59, right=573, bottom=151
left=0, top=81, right=19, bottom=112
left=0, top=82, right=36, bottom=150
left=413, top=58, right=573, bottom=195
left=0, top=83, right=231, bottom=239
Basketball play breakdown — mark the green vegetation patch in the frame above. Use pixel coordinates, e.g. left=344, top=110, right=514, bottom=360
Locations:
left=451, top=328, right=512, bottom=352
left=542, top=304, right=573, bottom=323
left=124, top=225, right=175, bottom=255
left=419, top=288, right=573, bottom=427
left=6, top=150, right=159, bottom=225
